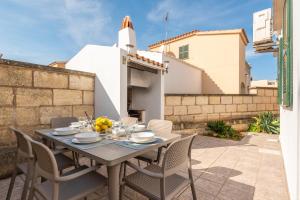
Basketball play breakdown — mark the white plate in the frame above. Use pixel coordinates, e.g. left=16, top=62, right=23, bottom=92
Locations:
left=75, top=132, right=99, bottom=142
left=131, top=132, right=155, bottom=141
left=72, top=137, right=102, bottom=144
left=54, top=127, right=74, bottom=132
left=52, top=130, right=78, bottom=136
left=129, top=137, right=158, bottom=144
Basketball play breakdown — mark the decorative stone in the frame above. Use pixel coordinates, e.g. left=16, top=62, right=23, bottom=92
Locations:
left=0, top=66, right=32, bottom=87
left=247, top=104, right=257, bottom=112
left=165, top=96, right=181, bottom=106
left=237, top=104, right=247, bottom=112
left=164, top=106, right=173, bottom=116
left=16, top=107, right=39, bottom=126
left=242, top=96, right=252, bottom=104
left=225, top=104, right=237, bottom=112
left=69, top=75, right=94, bottom=91
left=73, top=105, right=94, bottom=118
left=0, top=107, right=14, bottom=126
left=196, top=96, right=209, bottom=105
left=16, top=88, right=52, bottom=107
left=39, top=106, right=72, bottom=124
left=232, top=96, right=243, bottom=104
left=34, top=71, right=68, bottom=88
left=202, top=105, right=214, bottom=114
left=174, top=106, right=187, bottom=115
left=221, top=96, right=233, bottom=104
left=209, top=96, right=221, bottom=104
left=83, top=91, right=94, bottom=105
left=0, top=87, right=13, bottom=106
left=214, top=105, right=226, bottom=113
left=182, top=96, right=196, bottom=105
left=187, top=105, right=202, bottom=114
left=53, top=89, right=82, bottom=105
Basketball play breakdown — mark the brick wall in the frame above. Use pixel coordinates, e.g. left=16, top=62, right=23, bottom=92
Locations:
left=165, top=87, right=279, bottom=133
left=0, top=59, right=95, bottom=147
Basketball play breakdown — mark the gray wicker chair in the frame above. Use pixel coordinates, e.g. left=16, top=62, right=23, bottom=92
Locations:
left=120, top=117, right=138, bottom=126
left=50, top=117, right=78, bottom=129
left=135, top=119, right=173, bottom=164
left=50, top=117, right=79, bottom=167
left=120, top=134, right=197, bottom=200
left=6, top=127, right=34, bottom=200
left=6, top=127, right=75, bottom=200
left=28, top=140, right=107, bottom=200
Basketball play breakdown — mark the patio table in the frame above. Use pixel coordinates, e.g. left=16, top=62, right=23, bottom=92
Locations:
left=35, top=129, right=180, bottom=200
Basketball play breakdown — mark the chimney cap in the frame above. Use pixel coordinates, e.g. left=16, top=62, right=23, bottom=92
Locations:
left=120, top=16, right=134, bottom=30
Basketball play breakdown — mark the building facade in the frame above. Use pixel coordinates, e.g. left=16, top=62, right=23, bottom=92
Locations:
left=149, top=29, right=250, bottom=94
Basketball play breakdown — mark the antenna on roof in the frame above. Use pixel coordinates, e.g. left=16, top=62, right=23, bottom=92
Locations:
left=164, top=12, right=169, bottom=40
left=164, top=12, right=169, bottom=53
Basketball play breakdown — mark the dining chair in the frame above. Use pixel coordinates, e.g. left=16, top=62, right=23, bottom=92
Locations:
left=135, top=119, right=173, bottom=164
left=28, top=140, right=107, bottom=200
left=120, top=134, right=197, bottom=200
left=6, top=127, right=75, bottom=200
left=50, top=117, right=79, bottom=167
left=50, top=117, right=78, bottom=129
left=120, top=116, right=138, bottom=126
left=6, top=127, right=34, bottom=200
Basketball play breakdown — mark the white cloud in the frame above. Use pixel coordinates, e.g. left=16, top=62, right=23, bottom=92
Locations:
left=6, top=0, right=113, bottom=46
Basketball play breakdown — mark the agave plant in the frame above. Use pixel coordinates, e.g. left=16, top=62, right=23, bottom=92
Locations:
left=248, top=112, right=280, bottom=134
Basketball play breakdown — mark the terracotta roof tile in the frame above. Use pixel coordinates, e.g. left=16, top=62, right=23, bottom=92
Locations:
left=128, top=53, right=164, bottom=68
left=148, top=29, right=249, bottom=48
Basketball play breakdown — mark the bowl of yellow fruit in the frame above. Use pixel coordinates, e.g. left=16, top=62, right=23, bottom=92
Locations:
left=94, top=116, right=112, bottom=133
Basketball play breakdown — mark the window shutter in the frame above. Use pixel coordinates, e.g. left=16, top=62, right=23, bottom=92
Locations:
left=277, top=38, right=283, bottom=104
left=281, top=0, right=293, bottom=107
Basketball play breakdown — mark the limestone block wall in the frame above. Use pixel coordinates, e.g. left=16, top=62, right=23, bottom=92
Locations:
left=164, top=87, right=279, bottom=132
left=0, top=59, right=95, bottom=147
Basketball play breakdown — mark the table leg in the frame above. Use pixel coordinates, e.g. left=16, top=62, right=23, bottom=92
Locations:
left=107, top=164, right=121, bottom=200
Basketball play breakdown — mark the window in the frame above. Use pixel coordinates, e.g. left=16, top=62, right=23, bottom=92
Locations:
left=179, top=45, right=189, bottom=59
left=278, top=0, right=292, bottom=107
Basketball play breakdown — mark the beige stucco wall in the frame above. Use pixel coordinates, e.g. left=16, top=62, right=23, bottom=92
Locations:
left=151, top=32, right=249, bottom=94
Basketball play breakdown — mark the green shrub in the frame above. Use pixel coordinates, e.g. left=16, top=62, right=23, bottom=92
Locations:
left=248, top=112, right=280, bottom=134
left=207, top=120, right=242, bottom=140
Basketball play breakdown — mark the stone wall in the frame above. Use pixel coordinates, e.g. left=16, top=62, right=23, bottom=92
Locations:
left=164, top=87, right=279, bottom=133
left=0, top=59, right=95, bottom=147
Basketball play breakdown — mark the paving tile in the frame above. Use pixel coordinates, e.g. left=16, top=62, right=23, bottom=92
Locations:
left=194, top=177, right=223, bottom=196
left=217, top=183, right=254, bottom=200
left=176, top=187, right=215, bottom=200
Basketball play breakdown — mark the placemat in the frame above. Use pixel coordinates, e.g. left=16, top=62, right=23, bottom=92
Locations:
left=116, top=137, right=164, bottom=150
left=46, top=132, right=116, bottom=150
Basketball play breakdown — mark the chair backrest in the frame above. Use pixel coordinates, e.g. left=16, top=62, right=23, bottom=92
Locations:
left=10, top=127, right=33, bottom=158
left=121, top=117, right=138, bottom=126
left=31, top=140, right=59, bottom=180
left=162, top=134, right=196, bottom=176
left=147, top=119, right=173, bottom=135
left=50, top=117, right=78, bottom=128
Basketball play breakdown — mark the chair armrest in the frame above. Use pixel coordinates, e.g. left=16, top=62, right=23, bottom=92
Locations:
left=125, top=161, right=163, bottom=179
left=56, top=165, right=101, bottom=182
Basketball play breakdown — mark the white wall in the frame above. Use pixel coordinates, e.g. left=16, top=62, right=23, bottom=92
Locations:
left=66, top=45, right=128, bottom=120
left=130, top=71, right=164, bottom=122
left=163, top=56, right=202, bottom=94
left=280, top=1, right=300, bottom=199
left=137, top=50, right=203, bottom=94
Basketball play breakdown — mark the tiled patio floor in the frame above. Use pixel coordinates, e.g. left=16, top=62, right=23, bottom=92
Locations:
left=0, top=133, right=289, bottom=200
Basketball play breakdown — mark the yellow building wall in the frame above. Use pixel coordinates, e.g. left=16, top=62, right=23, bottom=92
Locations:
left=150, top=33, right=248, bottom=94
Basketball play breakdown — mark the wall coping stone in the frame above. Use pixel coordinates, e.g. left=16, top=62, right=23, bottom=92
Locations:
left=165, top=93, right=256, bottom=96
left=0, top=59, right=95, bottom=77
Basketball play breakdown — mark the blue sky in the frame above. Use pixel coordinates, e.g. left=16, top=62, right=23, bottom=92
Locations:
left=0, top=0, right=276, bottom=80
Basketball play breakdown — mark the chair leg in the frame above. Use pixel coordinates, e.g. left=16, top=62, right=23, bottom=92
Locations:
left=20, top=162, right=33, bottom=200
left=119, top=183, right=125, bottom=200
left=6, top=167, right=18, bottom=200
left=188, top=168, right=197, bottom=200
